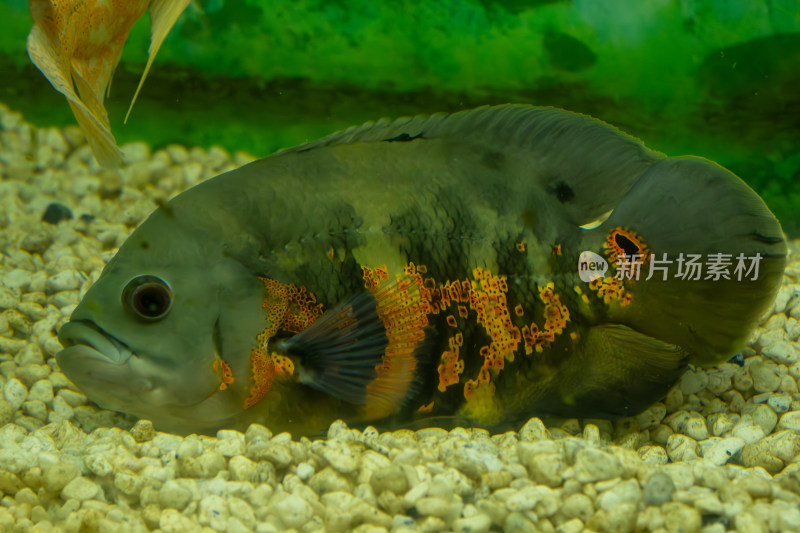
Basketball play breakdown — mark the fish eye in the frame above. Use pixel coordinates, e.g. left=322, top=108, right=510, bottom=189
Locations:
left=123, top=275, right=173, bottom=321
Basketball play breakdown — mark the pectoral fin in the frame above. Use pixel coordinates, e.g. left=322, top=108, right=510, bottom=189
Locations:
left=273, top=291, right=388, bottom=405
left=545, top=324, right=689, bottom=418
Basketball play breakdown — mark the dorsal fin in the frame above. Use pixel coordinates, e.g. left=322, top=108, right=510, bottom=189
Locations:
left=276, top=105, right=666, bottom=226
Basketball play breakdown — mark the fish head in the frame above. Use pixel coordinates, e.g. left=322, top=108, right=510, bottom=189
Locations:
left=56, top=208, right=266, bottom=432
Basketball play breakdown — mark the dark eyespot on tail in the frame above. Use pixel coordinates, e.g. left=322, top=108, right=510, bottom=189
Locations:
left=614, top=232, right=641, bottom=256
left=383, top=132, right=424, bottom=142
left=274, top=291, right=387, bottom=405
left=548, top=181, right=575, bottom=203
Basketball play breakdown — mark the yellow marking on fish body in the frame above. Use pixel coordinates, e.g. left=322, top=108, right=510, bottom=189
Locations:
left=437, top=336, right=464, bottom=392
left=212, top=359, right=235, bottom=391
left=589, top=276, right=633, bottom=306
left=362, top=267, right=428, bottom=419
left=244, top=346, right=274, bottom=409
left=245, top=278, right=325, bottom=409
left=539, top=283, right=570, bottom=337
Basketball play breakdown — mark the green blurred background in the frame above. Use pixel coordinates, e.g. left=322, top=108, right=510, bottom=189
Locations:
left=1, top=0, right=799, bottom=235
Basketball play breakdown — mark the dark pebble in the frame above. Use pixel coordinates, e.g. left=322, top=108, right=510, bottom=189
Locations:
left=41, top=202, right=73, bottom=224
left=643, top=472, right=676, bottom=506
left=728, top=353, right=745, bottom=366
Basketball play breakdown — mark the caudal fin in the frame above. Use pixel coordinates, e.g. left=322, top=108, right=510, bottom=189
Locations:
left=579, top=156, right=787, bottom=366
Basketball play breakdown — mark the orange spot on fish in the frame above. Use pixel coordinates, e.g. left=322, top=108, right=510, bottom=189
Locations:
left=212, top=358, right=235, bottom=391
left=272, top=354, right=295, bottom=377
left=514, top=304, right=524, bottom=317
left=244, top=346, right=274, bottom=409
left=552, top=244, right=562, bottom=256
left=516, top=241, right=526, bottom=252
left=416, top=402, right=434, bottom=414
left=588, top=276, right=633, bottom=306
left=446, top=315, right=457, bottom=327
left=437, top=337, right=464, bottom=392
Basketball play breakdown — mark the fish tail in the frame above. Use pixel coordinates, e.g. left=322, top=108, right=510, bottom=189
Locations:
left=581, top=156, right=787, bottom=365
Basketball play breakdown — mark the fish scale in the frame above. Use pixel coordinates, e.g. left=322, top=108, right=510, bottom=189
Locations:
left=56, top=105, right=787, bottom=436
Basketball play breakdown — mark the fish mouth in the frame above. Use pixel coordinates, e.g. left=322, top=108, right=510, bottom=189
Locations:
left=56, top=319, right=145, bottom=410
left=57, top=319, right=133, bottom=366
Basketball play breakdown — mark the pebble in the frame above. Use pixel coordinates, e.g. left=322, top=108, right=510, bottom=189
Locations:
left=573, top=448, right=622, bottom=482
left=46, top=270, right=85, bottom=292
left=198, top=494, right=228, bottom=531
left=319, top=439, right=359, bottom=474
left=752, top=404, right=778, bottom=434
left=762, top=340, right=799, bottom=364
left=42, top=462, right=79, bottom=492
left=2, top=269, right=31, bottom=290
left=122, top=142, right=150, bottom=163
left=742, top=431, right=800, bottom=474
left=749, top=360, right=782, bottom=392
left=130, top=419, right=155, bottom=442
left=596, top=479, right=641, bottom=510
left=160, top=509, right=198, bottom=533
left=777, top=410, right=800, bottom=431
left=159, top=480, right=193, bottom=510
left=666, top=433, right=699, bottom=461
left=415, top=496, right=462, bottom=520
left=662, top=502, right=702, bottom=532
left=371, top=465, right=409, bottom=494
left=588, top=502, right=637, bottom=533
left=3, top=378, right=28, bottom=409
left=637, top=445, right=669, bottom=464
left=643, top=472, right=675, bottom=506
left=274, top=493, right=312, bottom=528
left=0, top=399, right=15, bottom=424
left=730, top=417, right=767, bottom=444
left=61, top=476, right=101, bottom=501
left=518, top=446, right=564, bottom=487
left=636, top=404, right=666, bottom=429
left=452, top=513, right=491, bottom=533
left=518, top=417, right=548, bottom=440
left=699, top=437, right=745, bottom=466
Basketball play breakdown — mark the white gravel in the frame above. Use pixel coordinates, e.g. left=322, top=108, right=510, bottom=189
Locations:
left=1, top=101, right=799, bottom=532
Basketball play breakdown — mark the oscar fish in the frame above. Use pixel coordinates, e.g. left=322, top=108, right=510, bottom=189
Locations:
left=56, top=105, right=787, bottom=436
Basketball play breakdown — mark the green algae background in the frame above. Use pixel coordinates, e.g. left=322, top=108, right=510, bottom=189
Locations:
left=0, top=0, right=798, bottom=235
